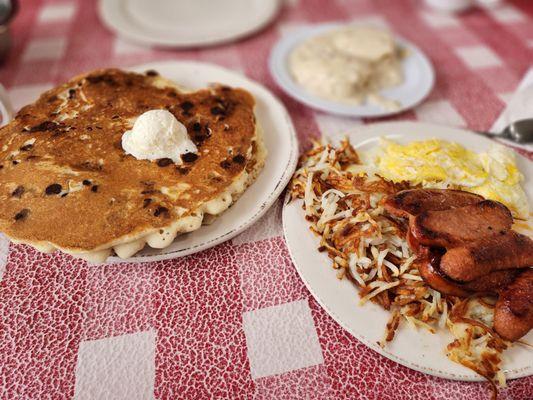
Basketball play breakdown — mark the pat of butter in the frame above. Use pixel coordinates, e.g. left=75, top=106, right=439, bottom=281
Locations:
left=122, top=109, right=197, bottom=165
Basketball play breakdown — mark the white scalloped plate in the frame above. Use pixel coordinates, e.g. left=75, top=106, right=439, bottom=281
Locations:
left=99, top=0, right=280, bottom=48
left=283, top=121, right=533, bottom=381
left=109, top=61, right=298, bottom=263
left=270, top=23, right=435, bottom=117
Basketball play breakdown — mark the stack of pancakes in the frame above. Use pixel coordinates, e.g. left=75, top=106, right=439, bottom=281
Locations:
left=0, top=69, right=266, bottom=262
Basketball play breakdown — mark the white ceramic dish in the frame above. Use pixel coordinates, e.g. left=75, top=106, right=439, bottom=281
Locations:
left=0, top=82, right=13, bottom=126
left=99, top=0, right=281, bottom=48
left=282, top=121, right=533, bottom=381
left=270, top=23, right=435, bottom=118
left=110, top=61, right=298, bottom=263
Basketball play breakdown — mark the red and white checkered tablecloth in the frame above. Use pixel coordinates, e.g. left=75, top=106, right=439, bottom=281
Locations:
left=1, top=0, right=533, bottom=399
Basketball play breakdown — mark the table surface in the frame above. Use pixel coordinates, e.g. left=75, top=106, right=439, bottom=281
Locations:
left=1, top=0, right=533, bottom=399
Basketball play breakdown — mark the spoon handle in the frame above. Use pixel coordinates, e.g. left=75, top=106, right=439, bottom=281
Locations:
left=474, top=130, right=506, bottom=140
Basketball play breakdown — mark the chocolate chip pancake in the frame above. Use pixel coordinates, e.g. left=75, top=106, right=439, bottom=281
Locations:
left=0, top=69, right=266, bottom=262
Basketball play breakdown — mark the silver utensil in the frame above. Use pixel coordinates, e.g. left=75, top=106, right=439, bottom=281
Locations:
left=479, top=119, right=533, bottom=143
left=0, top=0, right=17, bottom=63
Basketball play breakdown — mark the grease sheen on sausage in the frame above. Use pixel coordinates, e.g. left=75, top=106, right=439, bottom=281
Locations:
left=494, top=269, right=533, bottom=342
left=440, top=231, right=533, bottom=282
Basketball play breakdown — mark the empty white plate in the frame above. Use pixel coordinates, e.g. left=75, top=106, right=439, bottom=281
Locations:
left=99, top=0, right=281, bottom=48
left=270, top=23, right=435, bottom=118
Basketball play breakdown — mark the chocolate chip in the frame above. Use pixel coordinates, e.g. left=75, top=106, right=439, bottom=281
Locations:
left=61, top=192, right=68, bottom=198
left=91, top=185, right=99, bottom=193
left=232, top=154, right=245, bottom=164
left=12, top=160, right=19, bottom=165
left=220, top=160, right=231, bottom=169
left=176, top=167, right=190, bottom=175
left=157, top=158, right=173, bottom=167
left=143, top=198, right=152, bottom=208
left=192, top=122, right=202, bottom=132
left=0, top=165, right=3, bottom=169
left=68, top=88, right=76, bottom=99
left=14, top=208, right=29, bottom=221
left=145, top=70, right=159, bottom=77
left=193, top=135, right=207, bottom=145
left=76, top=161, right=102, bottom=172
left=11, top=186, right=24, bottom=198
left=181, top=152, right=198, bottom=163
left=82, top=179, right=91, bottom=186
left=19, top=144, right=33, bottom=151
left=210, top=106, right=225, bottom=116
left=29, top=121, right=59, bottom=133
left=180, top=101, right=194, bottom=113
left=154, top=206, right=169, bottom=217
left=86, top=74, right=117, bottom=86
left=45, top=183, right=62, bottom=195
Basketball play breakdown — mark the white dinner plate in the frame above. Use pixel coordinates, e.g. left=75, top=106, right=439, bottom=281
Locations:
left=270, top=23, right=435, bottom=118
left=111, top=61, right=298, bottom=263
left=283, top=121, right=533, bottom=381
left=99, top=0, right=281, bottom=48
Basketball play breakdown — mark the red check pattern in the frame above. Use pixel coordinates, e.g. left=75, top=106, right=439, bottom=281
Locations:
left=1, top=0, right=533, bottom=399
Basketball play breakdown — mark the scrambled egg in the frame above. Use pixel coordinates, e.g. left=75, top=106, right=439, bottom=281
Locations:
left=369, top=138, right=530, bottom=219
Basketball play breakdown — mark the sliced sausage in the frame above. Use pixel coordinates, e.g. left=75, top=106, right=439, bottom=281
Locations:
left=416, top=248, right=523, bottom=297
left=410, top=200, right=513, bottom=248
left=462, top=269, right=523, bottom=293
left=440, top=231, right=533, bottom=282
left=494, top=269, right=533, bottom=341
left=417, top=248, right=472, bottom=297
left=384, top=189, right=483, bottom=219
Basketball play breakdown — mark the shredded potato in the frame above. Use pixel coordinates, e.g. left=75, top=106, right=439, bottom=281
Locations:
left=289, top=138, right=511, bottom=394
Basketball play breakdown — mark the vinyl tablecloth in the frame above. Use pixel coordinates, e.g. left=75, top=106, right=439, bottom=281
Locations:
left=1, top=0, right=533, bottom=399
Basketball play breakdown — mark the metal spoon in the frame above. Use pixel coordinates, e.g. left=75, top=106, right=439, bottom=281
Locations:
left=0, top=0, right=17, bottom=26
left=478, top=119, right=533, bottom=143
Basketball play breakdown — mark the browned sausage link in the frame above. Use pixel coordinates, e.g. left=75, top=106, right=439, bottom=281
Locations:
left=406, top=227, right=422, bottom=254
left=440, top=231, right=533, bottom=282
left=416, top=249, right=472, bottom=297
left=417, top=249, right=526, bottom=297
left=494, top=269, right=533, bottom=342
left=410, top=200, right=513, bottom=248
left=384, top=189, right=483, bottom=219
left=462, top=269, right=523, bottom=293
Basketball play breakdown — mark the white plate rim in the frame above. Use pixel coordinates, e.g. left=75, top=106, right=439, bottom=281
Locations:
left=269, top=22, right=435, bottom=118
left=98, top=0, right=281, bottom=48
left=108, top=60, right=298, bottom=263
left=282, top=121, right=533, bottom=381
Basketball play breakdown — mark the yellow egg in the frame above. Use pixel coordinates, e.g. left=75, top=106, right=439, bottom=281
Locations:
left=375, top=138, right=486, bottom=187
left=371, top=139, right=529, bottom=219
